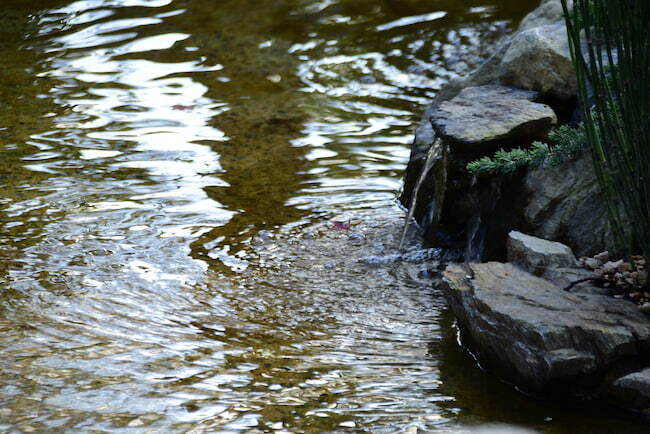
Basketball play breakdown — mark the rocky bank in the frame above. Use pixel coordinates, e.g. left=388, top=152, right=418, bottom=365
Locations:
left=401, top=0, right=650, bottom=413
left=443, top=232, right=650, bottom=409
left=401, top=0, right=614, bottom=260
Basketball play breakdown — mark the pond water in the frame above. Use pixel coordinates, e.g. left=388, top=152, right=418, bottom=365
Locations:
left=1, top=0, right=649, bottom=432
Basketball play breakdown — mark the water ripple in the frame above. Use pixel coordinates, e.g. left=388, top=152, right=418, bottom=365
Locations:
left=5, top=1, right=638, bottom=433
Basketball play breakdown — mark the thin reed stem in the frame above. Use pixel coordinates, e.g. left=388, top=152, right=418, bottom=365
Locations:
left=561, top=0, right=650, bottom=260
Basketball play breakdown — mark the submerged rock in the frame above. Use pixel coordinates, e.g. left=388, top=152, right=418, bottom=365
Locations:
left=430, top=86, right=557, bottom=151
left=466, top=424, right=539, bottom=434
left=441, top=261, right=650, bottom=397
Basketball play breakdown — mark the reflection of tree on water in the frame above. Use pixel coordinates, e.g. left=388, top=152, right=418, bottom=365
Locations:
left=178, top=0, right=537, bottom=273
left=173, top=0, right=314, bottom=271
left=194, top=106, right=311, bottom=266
left=0, top=1, right=66, bottom=281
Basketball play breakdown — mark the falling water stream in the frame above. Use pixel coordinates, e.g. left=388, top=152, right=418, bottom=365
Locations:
left=1, top=0, right=649, bottom=432
left=398, top=138, right=442, bottom=252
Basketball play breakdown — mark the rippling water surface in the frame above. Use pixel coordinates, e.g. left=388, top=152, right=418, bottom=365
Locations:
left=1, top=0, right=649, bottom=432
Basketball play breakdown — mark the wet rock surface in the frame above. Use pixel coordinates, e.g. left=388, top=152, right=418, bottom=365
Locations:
left=404, top=84, right=559, bottom=258
left=609, top=369, right=650, bottom=410
left=507, top=230, right=578, bottom=275
left=500, top=22, right=576, bottom=100
left=401, top=1, right=578, bottom=257
left=541, top=266, right=608, bottom=295
left=518, top=0, right=570, bottom=31
left=523, top=152, right=613, bottom=257
left=430, top=85, right=556, bottom=150
left=401, top=0, right=650, bottom=418
left=441, top=261, right=650, bottom=398
left=426, top=1, right=574, bottom=105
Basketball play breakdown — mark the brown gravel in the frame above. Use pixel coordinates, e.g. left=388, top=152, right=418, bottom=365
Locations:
left=579, top=251, right=649, bottom=310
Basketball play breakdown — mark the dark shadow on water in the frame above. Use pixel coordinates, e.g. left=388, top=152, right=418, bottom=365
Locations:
left=0, top=0, right=69, bottom=283
left=160, top=0, right=314, bottom=272
left=432, top=300, right=650, bottom=434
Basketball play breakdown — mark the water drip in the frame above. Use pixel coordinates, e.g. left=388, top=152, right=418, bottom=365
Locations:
left=464, top=176, right=502, bottom=262
left=399, top=137, right=443, bottom=251
left=464, top=214, right=484, bottom=263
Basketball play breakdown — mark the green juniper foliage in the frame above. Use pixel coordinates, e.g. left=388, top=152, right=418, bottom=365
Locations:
left=466, top=124, right=586, bottom=175
left=562, top=0, right=650, bottom=259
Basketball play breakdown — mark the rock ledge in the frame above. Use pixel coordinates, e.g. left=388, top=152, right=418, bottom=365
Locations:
left=442, top=260, right=650, bottom=399
left=430, top=85, right=557, bottom=150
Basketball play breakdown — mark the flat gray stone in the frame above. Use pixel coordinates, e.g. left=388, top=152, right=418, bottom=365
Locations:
left=507, top=231, right=578, bottom=275
left=430, top=85, right=557, bottom=150
left=609, top=369, right=650, bottom=410
left=541, top=267, right=612, bottom=295
left=441, top=262, right=650, bottom=395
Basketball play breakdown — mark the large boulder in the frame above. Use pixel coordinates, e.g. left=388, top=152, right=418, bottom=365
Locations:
left=499, top=23, right=576, bottom=100
left=518, top=0, right=572, bottom=32
left=430, top=86, right=557, bottom=151
left=441, top=261, right=650, bottom=396
left=429, top=2, right=575, bottom=104
left=522, top=152, right=615, bottom=257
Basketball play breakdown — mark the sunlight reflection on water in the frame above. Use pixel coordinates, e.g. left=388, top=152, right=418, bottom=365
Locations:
left=5, top=1, right=643, bottom=433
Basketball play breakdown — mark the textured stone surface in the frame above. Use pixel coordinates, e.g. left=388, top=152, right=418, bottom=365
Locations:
left=501, top=23, right=576, bottom=100
left=426, top=4, right=575, bottom=103
left=523, top=152, right=614, bottom=257
left=399, top=114, right=449, bottom=231
left=430, top=85, right=557, bottom=149
left=400, top=0, right=592, bottom=256
left=441, top=262, right=650, bottom=395
left=609, top=369, right=650, bottom=410
left=507, top=231, right=578, bottom=275
left=518, top=0, right=572, bottom=32
left=401, top=0, right=574, bottom=215
left=541, top=267, right=611, bottom=295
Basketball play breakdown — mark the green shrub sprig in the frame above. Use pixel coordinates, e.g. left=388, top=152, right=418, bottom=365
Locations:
left=466, top=124, right=586, bottom=175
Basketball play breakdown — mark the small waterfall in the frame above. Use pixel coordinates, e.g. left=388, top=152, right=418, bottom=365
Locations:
left=464, top=175, right=482, bottom=262
left=399, top=137, right=443, bottom=251
left=464, top=215, right=484, bottom=263
left=464, top=176, right=502, bottom=262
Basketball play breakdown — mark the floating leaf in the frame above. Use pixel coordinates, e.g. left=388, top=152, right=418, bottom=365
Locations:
left=332, top=221, right=351, bottom=231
